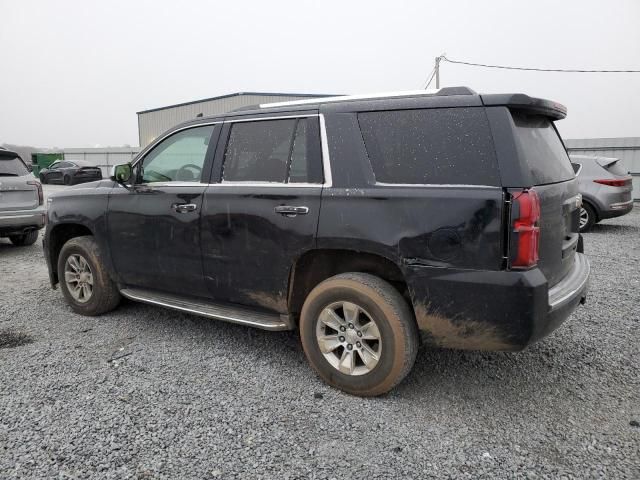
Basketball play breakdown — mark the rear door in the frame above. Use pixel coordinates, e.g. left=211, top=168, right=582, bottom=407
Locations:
left=201, top=114, right=324, bottom=313
left=509, top=111, right=579, bottom=286
left=0, top=156, right=38, bottom=212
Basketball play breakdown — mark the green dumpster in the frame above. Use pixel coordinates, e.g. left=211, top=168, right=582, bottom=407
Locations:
left=31, top=153, right=63, bottom=177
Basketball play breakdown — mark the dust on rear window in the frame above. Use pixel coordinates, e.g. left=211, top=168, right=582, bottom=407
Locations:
left=511, top=112, right=575, bottom=185
left=0, top=157, right=29, bottom=176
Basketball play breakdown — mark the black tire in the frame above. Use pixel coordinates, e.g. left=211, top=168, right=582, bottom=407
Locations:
left=39, top=174, right=47, bottom=184
left=57, top=236, right=121, bottom=316
left=300, top=273, right=419, bottom=397
left=63, top=175, right=71, bottom=185
left=579, top=203, right=596, bottom=233
left=9, top=230, right=39, bottom=246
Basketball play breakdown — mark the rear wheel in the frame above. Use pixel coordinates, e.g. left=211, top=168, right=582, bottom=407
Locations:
left=579, top=203, right=596, bottom=232
left=58, top=236, right=121, bottom=316
left=63, top=175, right=71, bottom=185
left=9, top=230, right=39, bottom=246
left=300, top=273, right=418, bottom=396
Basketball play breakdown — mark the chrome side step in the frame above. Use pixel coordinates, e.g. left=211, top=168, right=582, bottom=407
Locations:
left=120, top=288, right=293, bottom=331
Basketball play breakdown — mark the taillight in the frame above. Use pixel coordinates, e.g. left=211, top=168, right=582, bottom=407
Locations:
left=27, top=180, right=44, bottom=206
left=593, top=177, right=631, bottom=187
left=511, top=189, right=540, bottom=268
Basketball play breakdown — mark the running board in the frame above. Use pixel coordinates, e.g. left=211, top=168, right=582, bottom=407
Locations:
left=120, top=288, right=293, bottom=331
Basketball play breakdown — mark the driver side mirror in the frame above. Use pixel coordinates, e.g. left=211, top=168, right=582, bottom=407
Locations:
left=110, top=163, right=133, bottom=184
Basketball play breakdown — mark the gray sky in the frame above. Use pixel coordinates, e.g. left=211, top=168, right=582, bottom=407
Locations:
left=1, top=0, right=639, bottom=147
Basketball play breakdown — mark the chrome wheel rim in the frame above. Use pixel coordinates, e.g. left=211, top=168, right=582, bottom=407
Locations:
left=315, top=301, right=382, bottom=376
left=579, top=207, right=589, bottom=229
left=64, top=254, right=94, bottom=303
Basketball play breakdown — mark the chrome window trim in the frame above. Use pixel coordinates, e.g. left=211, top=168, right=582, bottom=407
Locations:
left=374, top=182, right=501, bottom=189
left=221, top=113, right=332, bottom=188
left=130, top=115, right=333, bottom=188
left=217, top=181, right=322, bottom=188
left=134, top=182, right=209, bottom=188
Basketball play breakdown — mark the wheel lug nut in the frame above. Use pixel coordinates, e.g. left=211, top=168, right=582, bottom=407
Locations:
left=356, top=342, right=361, bottom=348
left=339, top=336, right=345, bottom=342
left=347, top=344, right=353, bottom=350
left=357, top=331, right=362, bottom=337
left=339, top=326, right=346, bottom=332
left=348, top=323, right=354, bottom=329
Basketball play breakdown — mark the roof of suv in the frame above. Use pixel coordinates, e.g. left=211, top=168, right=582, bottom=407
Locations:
left=162, top=86, right=567, bottom=143
left=228, top=86, right=566, bottom=119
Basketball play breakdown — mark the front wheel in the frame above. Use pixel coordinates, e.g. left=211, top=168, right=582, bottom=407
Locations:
left=63, top=175, right=72, bottom=185
left=39, top=174, right=47, bottom=184
left=57, top=236, right=121, bottom=316
left=300, top=273, right=419, bottom=396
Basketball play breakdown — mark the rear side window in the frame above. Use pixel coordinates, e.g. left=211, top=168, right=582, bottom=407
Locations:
left=222, top=117, right=323, bottom=183
left=511, top=112, right=575, bottom=185
left=358, top=108, right=500, bottom=185
left=0, top=156, right=29, bottom=176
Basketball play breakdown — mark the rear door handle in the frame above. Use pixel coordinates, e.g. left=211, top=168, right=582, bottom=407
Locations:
left=172, top=203, right=198, bottom=213
left=274, top=205, right=309, bottom=216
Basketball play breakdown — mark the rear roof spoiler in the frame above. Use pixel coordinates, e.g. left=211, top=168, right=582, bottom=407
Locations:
left=0, top=149, right=20, bottom=158
left=480, top=93, right=567, bottom=120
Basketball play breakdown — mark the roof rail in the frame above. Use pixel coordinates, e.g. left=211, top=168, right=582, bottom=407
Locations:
left=259, top=87, right=476, bottom=109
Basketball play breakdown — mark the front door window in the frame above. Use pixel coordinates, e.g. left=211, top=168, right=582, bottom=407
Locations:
left=140, top=125, right=214, bottom=183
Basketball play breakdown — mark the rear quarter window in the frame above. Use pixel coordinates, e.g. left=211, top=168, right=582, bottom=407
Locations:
left=357, top=107, right=500, bottom=186
left=511, top=112, right=575, bottom=185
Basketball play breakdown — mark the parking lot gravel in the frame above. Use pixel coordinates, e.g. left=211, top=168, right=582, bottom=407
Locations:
left=1, top=197, right=639, bottom=479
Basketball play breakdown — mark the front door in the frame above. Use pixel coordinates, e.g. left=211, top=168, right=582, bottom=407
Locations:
left=107, top=124, right=219, bottom=297
left=201, top=115, right=325, bottom=313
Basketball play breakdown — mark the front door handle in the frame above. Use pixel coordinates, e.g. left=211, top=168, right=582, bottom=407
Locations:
left=274, top=205, right=309, bottom=216
left=172, top=203, right=198, bottom=213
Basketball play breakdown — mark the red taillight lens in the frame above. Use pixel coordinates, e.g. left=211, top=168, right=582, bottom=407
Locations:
left=593, top=177, right=631, bottom=187
left=512, top=189, right=540, bottom=268
left=27, top=180, right=43, bottom=206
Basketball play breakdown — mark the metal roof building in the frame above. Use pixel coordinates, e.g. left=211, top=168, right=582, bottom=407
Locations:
left=136, top=92, right=333, bottom=147
left=565, top=137, right=640, bottom=199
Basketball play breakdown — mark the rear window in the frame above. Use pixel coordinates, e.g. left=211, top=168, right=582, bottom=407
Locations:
left=0, top=156, right=29, bottom=176
left=512, top=112, right=575, bottom=185
left=358, top=107, right=500, bottom=185
left=601, top=159, right=628, bottom=177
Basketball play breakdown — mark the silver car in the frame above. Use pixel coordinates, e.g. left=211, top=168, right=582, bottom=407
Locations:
left=0, top=149, right=45, bottom=246
left=570, top=155, right=634, bottom=232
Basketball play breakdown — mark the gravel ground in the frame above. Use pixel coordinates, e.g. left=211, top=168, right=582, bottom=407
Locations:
left=1, top=198, right=639, bottom=479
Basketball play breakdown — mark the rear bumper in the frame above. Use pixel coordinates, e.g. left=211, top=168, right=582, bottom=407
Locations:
left=599, top=199, right=633, bottom=220
left=0, top=208, right=46, bottom=235
left=406, top=253, right=590, bottom=351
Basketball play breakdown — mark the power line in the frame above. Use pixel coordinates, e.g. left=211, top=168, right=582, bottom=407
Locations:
left=440, top=55, right=640, bottom=73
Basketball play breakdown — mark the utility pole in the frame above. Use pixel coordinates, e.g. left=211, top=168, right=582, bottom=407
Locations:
left=435, top=56, right=441, bottom=88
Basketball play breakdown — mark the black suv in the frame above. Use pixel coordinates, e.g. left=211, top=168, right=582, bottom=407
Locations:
left=44, top=87, right=589, bottom=396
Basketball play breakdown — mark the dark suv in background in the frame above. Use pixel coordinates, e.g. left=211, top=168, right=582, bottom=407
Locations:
left=0, top=149, right=45, bottom=246
left=43, top=87, right=589, bottom=396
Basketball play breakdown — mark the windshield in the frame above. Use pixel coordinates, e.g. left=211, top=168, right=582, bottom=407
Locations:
left=0, top=156, right=29, bottom=176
